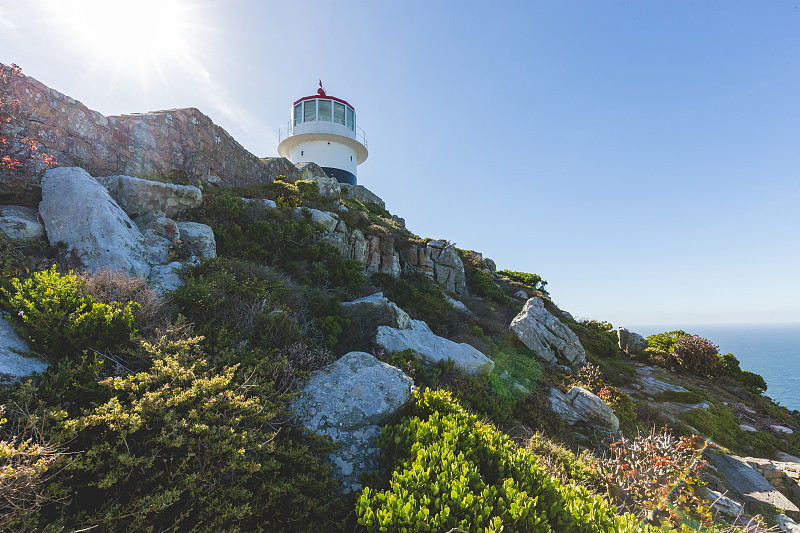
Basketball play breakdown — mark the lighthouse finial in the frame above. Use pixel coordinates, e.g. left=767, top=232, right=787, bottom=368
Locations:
left=317, top=79, right=326, bottom=96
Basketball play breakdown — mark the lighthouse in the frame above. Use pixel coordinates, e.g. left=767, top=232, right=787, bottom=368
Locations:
left=277, top=82, right=368, bottom=185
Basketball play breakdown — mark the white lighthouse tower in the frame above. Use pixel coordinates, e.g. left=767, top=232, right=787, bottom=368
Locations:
left=277, top=82, right=368, bottom=185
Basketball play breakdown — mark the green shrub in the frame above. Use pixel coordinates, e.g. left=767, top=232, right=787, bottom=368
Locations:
left=739, top=369, right=768, bottom=393
left=568, top=319, right=620, bottom=360
left=679, top=405, right=741, bottom=450
left=2, top=266, right=137, bottom=359
left=30, top=333, right=342, bottom=532
left=468, top=269, right=512, bottom=306
left=524, top=433, right=603, bottom=492
left=357, top=388, right=633, bottom=533
left=490, top=346, right=543, bottom=396
left=497, top=270, right=548, bottom=294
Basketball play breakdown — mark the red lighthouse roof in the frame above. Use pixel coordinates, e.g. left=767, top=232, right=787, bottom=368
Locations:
left=293, top=82, right=354, bottom=110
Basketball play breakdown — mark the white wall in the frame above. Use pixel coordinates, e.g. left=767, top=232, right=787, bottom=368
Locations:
left=289, top=140, right=358, bottom=176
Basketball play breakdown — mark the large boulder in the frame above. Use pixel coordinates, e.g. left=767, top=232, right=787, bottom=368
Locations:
left=548, top=386, right=619, bottom=432
left=0, top=315, right=48, bottom=385
left=0, top=206, right=44, bottom=240
left=149, top=261, right=185, bottom=294
left=95, top=174, right=202, bottom=221
left=510, top=297, right=586, bottom=366
left=341, top=293, right=411, bottom=330
left=291, top=352, right=415, bottom=493
left=618, top=327, right=647, bottom=355
left=39, top=167, right=150, bottom=276
left=709, top=453, right=800, bottom=515
left=176, top=222, right=216, bottom=258
left=375, top=319, right=494, bottom=375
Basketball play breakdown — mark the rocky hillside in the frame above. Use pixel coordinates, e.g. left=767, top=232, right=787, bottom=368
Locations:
left=1, top=65, right=800, bottom=533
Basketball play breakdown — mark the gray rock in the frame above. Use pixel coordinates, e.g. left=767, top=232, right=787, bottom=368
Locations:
left=548, top=386, right=619, bottom=432
left=509, top=298, right=587, bottom=366
left=0, top=315, right=48, bottom=383
left=95, top=174, right=202, bottom=220
left=149, top=262, right=185, bottom=294
left=618, top=327, right=647, bottom=355
left=772, top=425, right=794, bottom=435
left=0, top=206, right=44, bottom=240
left=40, top=167, right=150, bottom=276
left=484, top=258, right=496, bottom=272
left=705, top=488, right=744, bottom=516
left=708, top=453, right=799, bottom=514
left=403, top=240, right=467, bottom=295
left=176, top=222, right=216, bottom=258
left=514, top=290, right=529, bottom=300
left=294, top=207, right=339, bottom=233
left=292, top=352, right=415, bottom=493
left=375, top=320, right=494, bottom=375
left=241, top=198, right=277, bottom=210
left=778, top=514, right=800, bottom=533
left=444, top=294, right=472, bottom=315
left=341, top=293, right=411, bottom=330
left=739, top=424, right=758, bottom=432
left=633, top=364, right=689, bottom=394
left=142, top=230, right=172, bottom=265
left=341, top=184, right=386, bottom=210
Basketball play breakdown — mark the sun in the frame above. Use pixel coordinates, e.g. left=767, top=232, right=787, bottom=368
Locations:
left=45, top=0, right=194, bottom=72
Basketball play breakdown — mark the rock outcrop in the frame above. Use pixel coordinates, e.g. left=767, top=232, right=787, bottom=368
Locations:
left=0, top=206, right=44, bottom=240
left=618, top=327, right=647, bottom=355
left=95, top=175, right=202, bottom=220
left=402, top=240, right=467, bottom=295
left=291, top=352, right=415, bottom=493
left=510, top=297, right=587, bottom=366
left=341, top=293, right=411, bottom=330
left=7, top=70, right=294, bottom=187
left=548, top=386, right=620, bottom=432
left=0, top=315, right=48, bottom=385
left=39, top=167, right=150, bottom=276
left=175, top=222, right=217, bottom=259
left=708, top=453, right=800, bottom=515
left=341, top=183, right=385, bottom=210
left=375, top=319, right=494, bottom=375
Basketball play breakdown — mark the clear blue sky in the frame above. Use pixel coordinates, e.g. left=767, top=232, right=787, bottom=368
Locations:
left=2, top=0, right=799, bottom=327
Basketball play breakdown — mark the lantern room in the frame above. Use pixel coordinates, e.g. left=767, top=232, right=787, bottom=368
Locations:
left=277, top=83, right=368, bottom=185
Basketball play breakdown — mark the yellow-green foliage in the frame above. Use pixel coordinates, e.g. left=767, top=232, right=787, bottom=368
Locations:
left=497, top=269, right=548, bottom=294
left=16, top=333, right=341, bottom=532
left=357, top=388, right=636, bottom=533
left=2, top=266, right=137, bottom=359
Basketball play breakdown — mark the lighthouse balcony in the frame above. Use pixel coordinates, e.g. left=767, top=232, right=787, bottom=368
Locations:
left=278, top=120, right=368, bottom=150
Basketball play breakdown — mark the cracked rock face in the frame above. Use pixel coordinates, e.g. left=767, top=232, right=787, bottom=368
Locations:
left=0, top=206, right=44, bottom=240
left=509, top=297, right=587, bottom=366
left=95, top=174, right=202, bottom=221
left=291, top=352, right=415, bottom=493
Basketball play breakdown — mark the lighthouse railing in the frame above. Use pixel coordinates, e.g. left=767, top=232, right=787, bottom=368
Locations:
left=278, top=120, right=367, bottom=149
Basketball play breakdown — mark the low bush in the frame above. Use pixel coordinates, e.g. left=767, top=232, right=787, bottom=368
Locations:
left=2, top=266, right=138, bottom=359
left=673, top=335, right=722, bottom=378
left=357, top=388, right=634, bottom=533
left=468, top=269, right=512, bottom=306
left=497, top=270, right=548, bottom=294
left=568, top=319, right=620, bottom=360
left=23, top=332, right=342, bottom=532
left=524, top=432, right=603, bottom=492
left=593, top=428, right=714, bottom=529
left=489, top=346, right=543, bottom=398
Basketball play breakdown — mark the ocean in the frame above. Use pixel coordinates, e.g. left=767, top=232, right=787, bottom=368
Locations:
left=629, top=323, right=800, bottom=412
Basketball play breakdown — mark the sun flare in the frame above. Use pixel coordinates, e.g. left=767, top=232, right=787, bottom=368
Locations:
left=46, top=0, right=194, bottom=70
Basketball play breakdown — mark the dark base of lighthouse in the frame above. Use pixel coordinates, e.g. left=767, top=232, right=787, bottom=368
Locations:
left=322, top=167, right=357, bottom=185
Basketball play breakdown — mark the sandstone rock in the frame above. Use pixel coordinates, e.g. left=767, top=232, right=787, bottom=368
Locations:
left=548, top=386, right=619, bottom=432
left=375, top=320, right=494, bottom=375
left=341, top=184, right=385, bottom=210
left=40, top=167, right=150, bottom=276
left=341, top=293, right=411, bottom=330
left=509, top=298, right=586, bottom=366
left=0, top=206, right=44, bottom=240
left=0, top=315, right=48, bottom=384
left=95, top=174, right=202, bottom=221
left=176, top=222, right=216, bottom=258
left=402, top=240, right=467, bottom=295
left=141, top=215, right=180, bottom=242
left=705, top=488, right=744, bottom=516
left=618, top=327, right=647, bottom=355
left=709, top=453, right=799, bottom=514
left=291, top=352, right=415, bottom=493
left=149, top=262, right=185, bottom=294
